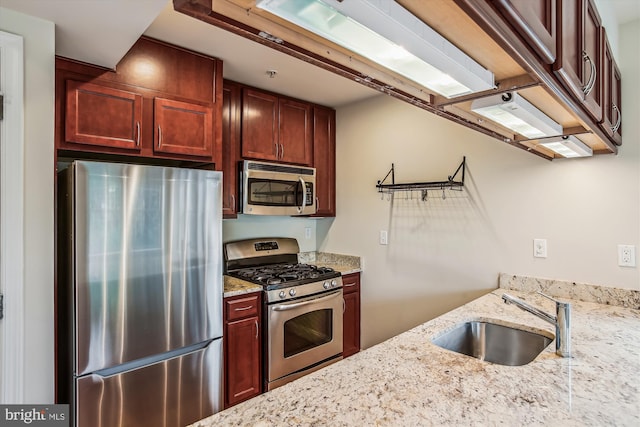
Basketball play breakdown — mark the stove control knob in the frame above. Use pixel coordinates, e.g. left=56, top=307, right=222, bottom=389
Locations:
left=331, top=279, right=338, bottom=288
left=278, top=291, right=286, bottom=299
left=323, top=281, right=330, bottom=289
left=289, top=289, right=296, bottom=297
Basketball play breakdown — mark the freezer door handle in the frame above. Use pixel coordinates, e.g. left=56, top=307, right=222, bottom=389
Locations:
left=89, top=340, right=211, bottom=378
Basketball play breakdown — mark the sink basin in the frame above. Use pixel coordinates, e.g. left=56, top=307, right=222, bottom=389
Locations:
left=432, top=320, right=553, bottom=366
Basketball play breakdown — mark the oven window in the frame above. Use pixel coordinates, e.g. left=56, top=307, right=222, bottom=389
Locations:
left=283, top=309, right=333, bottom=358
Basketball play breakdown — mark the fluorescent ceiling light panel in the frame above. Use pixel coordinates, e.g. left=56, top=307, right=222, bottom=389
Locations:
left=471, top=92, right=562, bottom=139
left=256, top=0, right=495, bottom=98
left=538, top=135, right=593, bottom=158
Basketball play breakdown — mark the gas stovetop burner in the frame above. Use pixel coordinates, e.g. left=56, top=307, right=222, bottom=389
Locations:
left=224, top=238, right=344, bottom=302
left=230, top=263, right=339, bottom=288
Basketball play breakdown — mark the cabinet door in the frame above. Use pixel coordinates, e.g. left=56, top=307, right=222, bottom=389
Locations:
left=242, top=89, right=279, bottom=161
left=610, top=61, right=622, bottom=144
left=65, top=80, right=142, bottom=150
left=600, top=30, right=622, bottom=146
left=153, top=97, right=214, bottom=158
left=225, top=316, right=261, bottom=407
left=554, top=0, right=584, bottom=101
left=279, top=98, right=313, bottom=166
left=342, top=273, right=361, bottom=358
left=222, top=82, right=241, bottom=217
left=224, top=293, right=262, bottom=408
left=554, top=0, right=603, bottom=121
left=582, top=0, right=603, bottom=122
left=312, top=106, right=336, bottom=217
left=493, top=0, right=557, bottom=64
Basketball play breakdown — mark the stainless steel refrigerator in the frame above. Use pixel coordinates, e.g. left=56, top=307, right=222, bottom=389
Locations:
left=57, top=161, right=223, bottom=427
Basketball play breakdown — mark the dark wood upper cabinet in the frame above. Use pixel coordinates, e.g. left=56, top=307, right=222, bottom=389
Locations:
left=65, top=80, right=143, bottom=151
left=554, top=0, right=603, bottom=122
left=493, top=0, right=557, bottom=64
left=241, top=88, right=279, bottom=162
left=153, top=97, right=214, bottom=157
left=56, top=37, right=223, bottom=165
left=312, top=106, right=336, bottom=217
left=241, top=88, right=313, bottom=166
left=278, top=98, right=313, bottom=166
left=582, top=0, right=603, bottom=122
left=106, top=37, right=217, bottom=104
left=600, top=29, right=622, bottom=146
left=222, top=81, right=242, bottom=217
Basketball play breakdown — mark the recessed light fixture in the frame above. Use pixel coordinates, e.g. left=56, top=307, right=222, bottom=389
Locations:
left=538, top=135, right=593, bottom=158
left=255, top=0, right=495, bottom=98
left=471, top=92, right=563, bottom=139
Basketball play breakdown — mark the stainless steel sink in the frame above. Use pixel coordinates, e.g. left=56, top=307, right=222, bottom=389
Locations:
left=432, top=320, right=553, bottom=366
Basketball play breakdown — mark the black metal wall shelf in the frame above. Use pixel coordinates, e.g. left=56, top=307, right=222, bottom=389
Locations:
left=376, top=157, right=466, bottom=201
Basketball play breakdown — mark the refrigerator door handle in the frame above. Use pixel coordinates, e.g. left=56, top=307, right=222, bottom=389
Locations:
left=89, top=340, right=212, bottom=378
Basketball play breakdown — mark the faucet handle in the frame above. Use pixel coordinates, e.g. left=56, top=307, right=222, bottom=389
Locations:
left=537, top=291, right=571, bottom=308
left=537, top=291, right=558, bottom=302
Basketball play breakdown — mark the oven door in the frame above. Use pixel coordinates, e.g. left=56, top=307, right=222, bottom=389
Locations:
left=266, top=290, right=343, bottom=384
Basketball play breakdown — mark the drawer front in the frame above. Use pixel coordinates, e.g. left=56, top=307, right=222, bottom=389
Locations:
left=342, top=273, right=360, bottom=294
left=225, top=295, right=260, bottom=322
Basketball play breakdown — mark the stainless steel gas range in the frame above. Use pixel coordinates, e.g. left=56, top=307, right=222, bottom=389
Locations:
left=224, top=238, right=343, bottom=391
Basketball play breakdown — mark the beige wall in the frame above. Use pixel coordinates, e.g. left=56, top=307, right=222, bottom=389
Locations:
left=0, top=8, right=55, bottom=402
left=322, top=19, right=640, bottom=349
left=223, top=216, right=318, bottom=252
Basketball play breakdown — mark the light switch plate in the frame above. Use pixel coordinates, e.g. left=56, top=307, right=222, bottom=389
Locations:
left=379, top=230, right=388, bottom=245
left=533, top=239, right=547, bottom=258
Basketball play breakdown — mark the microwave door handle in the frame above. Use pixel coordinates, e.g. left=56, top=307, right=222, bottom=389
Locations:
left=272, top=290, right=341, bottom=311
left=297, top=176, right=307, bottom=214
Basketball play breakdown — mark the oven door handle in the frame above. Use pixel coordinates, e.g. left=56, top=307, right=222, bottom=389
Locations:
left=296, top=176, right=307, bottom=214
left=272, top=290, right=341, bottom=312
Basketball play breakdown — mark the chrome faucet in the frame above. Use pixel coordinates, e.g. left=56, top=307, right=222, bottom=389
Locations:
left=502, top=292, right=571, bottom=357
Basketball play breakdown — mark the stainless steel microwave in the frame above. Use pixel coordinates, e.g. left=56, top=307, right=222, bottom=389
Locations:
left=240, top=160, right=316, bottom=216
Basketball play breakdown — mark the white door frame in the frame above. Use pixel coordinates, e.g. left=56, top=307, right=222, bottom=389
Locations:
left=0, top=30, right=25, bottom=404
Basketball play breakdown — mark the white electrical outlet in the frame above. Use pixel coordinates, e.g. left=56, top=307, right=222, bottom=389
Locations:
left=533, top=239, right=547, bottom=258
left=379, top=230, right=388, bottom=245
left=618, top=244, right=636, bottom=267
left=304, top=227, right=312, bottom=240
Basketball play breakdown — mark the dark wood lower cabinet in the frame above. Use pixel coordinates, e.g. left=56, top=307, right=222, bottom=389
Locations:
left=342, top=272, right=361, bottom=358
left=224, top=293, right=262, bottom=408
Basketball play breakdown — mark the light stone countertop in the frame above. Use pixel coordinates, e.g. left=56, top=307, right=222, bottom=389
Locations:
left=299, top=251, right=362, bottom=275
left=223, top=275, right=262, bottom=298
left=194, top=288, right=640, bottom=426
